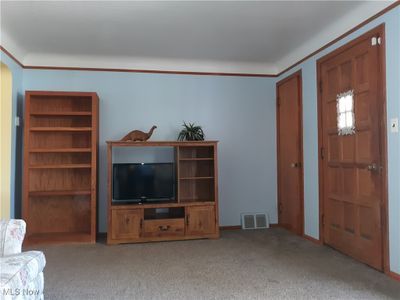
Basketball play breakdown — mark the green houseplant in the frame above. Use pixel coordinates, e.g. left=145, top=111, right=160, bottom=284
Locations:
left=177, top=122, right=205, bottom=141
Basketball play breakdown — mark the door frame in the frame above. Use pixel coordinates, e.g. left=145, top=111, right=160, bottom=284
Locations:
left=276, top=70, right=304, bottom=236
left=316, top=24, right=389, bottom=273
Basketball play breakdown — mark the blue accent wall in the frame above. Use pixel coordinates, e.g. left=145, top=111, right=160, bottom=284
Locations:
left=0, top=51, right=24, bottom=219
left=275, top=6, right=400, bottom=274
left=22, top=70, right=278, bottom=232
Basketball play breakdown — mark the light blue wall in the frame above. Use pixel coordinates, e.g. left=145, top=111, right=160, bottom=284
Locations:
left=275, top=7, right=400, bottom=274
left=0, top=50, right=24, bottom=219
left=22, top=70, right=277, bottom=231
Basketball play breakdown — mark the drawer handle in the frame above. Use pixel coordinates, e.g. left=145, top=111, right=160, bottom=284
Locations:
left=158, top=225, right=170, bottom=231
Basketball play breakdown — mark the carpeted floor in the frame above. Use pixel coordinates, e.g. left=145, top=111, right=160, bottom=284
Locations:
left=29, top=229, right=400, bottom=299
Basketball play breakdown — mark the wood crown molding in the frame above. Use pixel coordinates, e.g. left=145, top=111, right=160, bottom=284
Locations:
left=276, top=1, right=400, bottom=77
left=1, top=2, right=399, bottom=78
left=0, top=45, right=24, bottom=68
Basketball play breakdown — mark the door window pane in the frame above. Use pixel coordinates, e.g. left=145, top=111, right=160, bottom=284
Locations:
left=337, top=90, right=355, bottom=135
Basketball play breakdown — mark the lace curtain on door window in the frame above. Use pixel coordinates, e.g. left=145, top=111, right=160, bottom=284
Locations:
left=337, top=90, right=355, bottom=136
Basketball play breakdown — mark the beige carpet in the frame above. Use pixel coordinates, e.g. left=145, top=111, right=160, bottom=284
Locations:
left=28, top=228, right=400, bottom=299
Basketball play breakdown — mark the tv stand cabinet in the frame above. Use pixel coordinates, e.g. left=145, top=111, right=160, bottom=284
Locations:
left=106, top=141, right=219, bottom=244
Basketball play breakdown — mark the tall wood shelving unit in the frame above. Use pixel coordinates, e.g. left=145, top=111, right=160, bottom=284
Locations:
left=23, top=91, right=98, bottom=245
left=107, top=141, right=219, bottom=244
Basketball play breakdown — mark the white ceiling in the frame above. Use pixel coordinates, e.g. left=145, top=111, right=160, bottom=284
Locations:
left=0, top=1, right=394, bottom=74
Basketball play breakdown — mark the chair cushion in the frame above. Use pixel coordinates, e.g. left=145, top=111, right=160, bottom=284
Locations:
left=0, top=220, right=26, bottom=256
left=0, top=251, right=46, bottom=291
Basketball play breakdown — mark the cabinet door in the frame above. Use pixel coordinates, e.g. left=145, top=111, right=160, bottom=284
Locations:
left=186, top=206, right=216, bottom=235
left=111, top=209, right=142, bottom=240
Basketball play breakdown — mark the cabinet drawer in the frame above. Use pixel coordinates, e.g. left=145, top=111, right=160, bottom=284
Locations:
left=143, top=218, right=184, bottom=238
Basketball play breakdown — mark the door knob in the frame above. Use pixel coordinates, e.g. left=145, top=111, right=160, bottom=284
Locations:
left=290, top=162, right=301, bottom=168
left=366, top=163, right=378, bottom=172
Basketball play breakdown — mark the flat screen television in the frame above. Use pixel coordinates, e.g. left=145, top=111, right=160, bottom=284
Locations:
left=112, top=163, right=176, bottom=204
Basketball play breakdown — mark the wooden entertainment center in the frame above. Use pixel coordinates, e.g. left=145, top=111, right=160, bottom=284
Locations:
left=106, top=141, right=219, bottom=244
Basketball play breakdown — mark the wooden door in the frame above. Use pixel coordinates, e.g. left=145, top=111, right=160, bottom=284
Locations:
left=276, top=71, right=304, bottom=235
left=186, top=206, right=216, bottom=235
left=111, top=209, right=142, bottom=240
left=318, top=26, right=387, bottom=270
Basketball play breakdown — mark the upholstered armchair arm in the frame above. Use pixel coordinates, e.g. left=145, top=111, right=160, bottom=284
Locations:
left=0, top=219, right=26, bottom=257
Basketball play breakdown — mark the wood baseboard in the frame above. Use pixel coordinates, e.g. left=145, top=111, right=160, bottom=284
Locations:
left=388, top=271, right=400, bottom=282
left=219, top=225, right=242, bottom=230
left=302, top=234, right=322, bottom=245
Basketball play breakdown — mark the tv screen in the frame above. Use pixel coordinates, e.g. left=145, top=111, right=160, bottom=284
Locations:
left=113, top=163, right=176, bottom=203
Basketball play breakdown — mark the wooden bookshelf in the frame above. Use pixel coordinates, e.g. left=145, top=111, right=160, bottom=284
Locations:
left=23, top=91, right=98, bottom=245
left=106, top=141, right=219, bottom=244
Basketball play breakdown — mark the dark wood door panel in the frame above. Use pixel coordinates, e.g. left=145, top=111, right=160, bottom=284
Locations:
left=318, top=26, right=386, bottom=271
left=277, top=72, right=304, bottom=235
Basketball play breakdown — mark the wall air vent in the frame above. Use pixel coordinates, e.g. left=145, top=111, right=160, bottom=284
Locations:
left=240, top=213, right=269, bottom=230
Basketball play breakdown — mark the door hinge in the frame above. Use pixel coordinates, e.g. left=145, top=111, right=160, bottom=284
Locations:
left=320, top=147, right=325, bottom=160
left=277, top=97, right=280, bottom=107
left=321, top=214, right=325, bottom=227
left=319, top=80, right=323, bottom=94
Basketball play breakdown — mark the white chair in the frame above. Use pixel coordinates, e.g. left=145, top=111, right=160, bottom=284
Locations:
left=0, top=219, right=46, bottom=299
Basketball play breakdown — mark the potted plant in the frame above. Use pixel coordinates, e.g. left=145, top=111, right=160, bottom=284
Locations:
left=177, top=122, right=205, bottom=141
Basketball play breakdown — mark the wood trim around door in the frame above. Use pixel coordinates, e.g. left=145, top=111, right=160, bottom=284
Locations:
left=316, top=24, right=389, bottom=273
left=276, top=70, right=304, bottom=236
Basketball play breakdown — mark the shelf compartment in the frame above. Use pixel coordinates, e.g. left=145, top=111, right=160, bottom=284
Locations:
left=29, top=168, right=91, bottom=192
left=179, top=146, right=214, bottom=159
left=30, top=132, right=91, bottom=148
left=28, top=195, right=91, bottom=236
left=30, top=127, right=92, bottom=132
left=179, top=160, right=214, bottom=178
left=29, top=190, right=91, bottom=197
left=29, top=164, right=91, bottom=169
left=31, top=111, right=92, bottom=116
left=144, top=207, right=185, bottom=220
left=30, top=148, right=92, bottom=153
left=30, top=115, right=91, bottom=128
left=179, top=179, right=214, bottom=203
left=30, top=152, right=91, bottom=165
left=30, top=95, right=92, bottom=113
